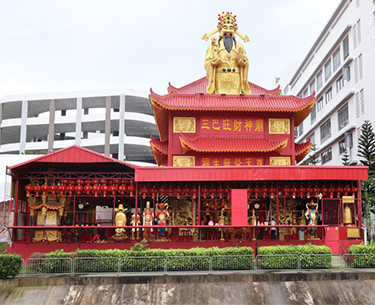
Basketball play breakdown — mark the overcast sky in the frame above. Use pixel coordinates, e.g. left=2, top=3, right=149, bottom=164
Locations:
left=0, top=0, right=341, bottom=97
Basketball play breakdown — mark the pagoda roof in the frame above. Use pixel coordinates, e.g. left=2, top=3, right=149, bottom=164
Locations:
left=179, top=133, right=289, bottom=154
left=295, top=139, right=312, bottom=163
left=168, top=77, right=281, bottom=96
left=150, top=91, right=315, bottom=141
left=150, top=136, right=168, bottom=166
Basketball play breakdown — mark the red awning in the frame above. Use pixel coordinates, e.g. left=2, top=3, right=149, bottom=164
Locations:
left=134, top=165, right=368, bottom=182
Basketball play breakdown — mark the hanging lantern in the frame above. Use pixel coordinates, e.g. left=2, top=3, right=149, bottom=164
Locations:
left=191, top=186, right=198, bottom=199
left=329, top=185, right=335, bottom=198
left=109, top=184, right=118, bottom=196
left=150, top=186, right=158, bottom=199
left=84, top=184, right=92, bottom=195
left=247, top=185, right=253, bottom=198
left=225, top=185, right=231, bottom=198
left=77, top=179, right=85, bottom=186
left=49, top=184, right=58, bottom=195
left=158, top=186, right=166, bottom=197
left=209, top=186, right=216, bottom=199
left=41, top=183, right=49, bottom=196
left=217, top=186, right=224, bottom=199
left=183, top=185, right=190, bottom=197
left=299, top=185, right=305, bottom=198
left=61, top=179, right=70, bottom=185
left=127, top=181, right=135, bottom=197
left=100, top=178, right=107, bottom=186
left=75, top=184, right=83, bottom=195
left=118, top=184, right=127, bottom=195
left=283, top=185, right=290, bottom=197
left=337, top=185, right=344, bottom=198
left=351, top=186, right=358, bottom=198
left=25, top=184, right=34, bottom=197
left=291, top=185, right=298, bottom=199
left=113, top=178, right=120, bottom=186
left=201, top=186, right=209, bottom=199
left=92, top=179, right=99, bottom=186
left=107, top=180, right=113, bottom=186
left=167, top=186, right=174, bottom=197
left=33, top=184, right=41, bottom=197
left=58, top=184, right=66, bottom=196
left=175, top=185, right=182, bottom=199
left=139, top=185, right=148, bottom=199
left=270, top=186, right=276, bottom=199
left=70, top=179, right=77, bottom=186
left=121, top=179, right=129, bottom=186
left=306, top=185, right=313, bottom=198
left=92, top=184, right=100, bottom=197
left=344, top=184, right=351, bottom=196
left=66, top=184, right=75, bottom=196
left=321, top=185, right=329, bottom=197
left=254, top=185, right=261, bottom=199
left=261, top=186, right=268, bottom=198
left=84, top=179, right=92, bottom=186
left=101, top=184, right=109, bottom=197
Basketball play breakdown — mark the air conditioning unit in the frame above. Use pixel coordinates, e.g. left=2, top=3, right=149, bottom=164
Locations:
left=345, top=132, right=353, bottom=148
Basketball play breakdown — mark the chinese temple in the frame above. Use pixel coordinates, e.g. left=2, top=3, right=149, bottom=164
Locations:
left=6, top=13, right=368, bottom=258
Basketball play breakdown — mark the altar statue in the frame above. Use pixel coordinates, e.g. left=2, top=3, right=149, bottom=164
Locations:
left=203, top=12, right=251, bottom=95
left=305, top=201, right=319, bottom=238
left=143, top=201, right=153, bottom=240
left=112, top=204, right=127, bottom=240
left=156, top=202, right=169, bottom=237
left=130, top=210, right=141, bottom=240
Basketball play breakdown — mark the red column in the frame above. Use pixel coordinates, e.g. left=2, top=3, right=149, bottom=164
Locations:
left=13, top=179, right=19, bottom=243
left=276, top=181, right=279, bottom=225
left=357, top=180, right=362, bottom=226
left=135, top=182, right=139, bottom=228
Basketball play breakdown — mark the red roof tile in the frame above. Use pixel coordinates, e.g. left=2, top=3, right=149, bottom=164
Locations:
left=179, top=133, right=289, bottom=154
left=168, top=77, right=281, bottom=95
left=295, top=139, right=312, bottom=163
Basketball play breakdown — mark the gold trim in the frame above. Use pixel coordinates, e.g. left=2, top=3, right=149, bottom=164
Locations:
left=347, top=228, right=360, bottom=238
left=173, top=117, right=196, bottom=133
left=269, top=118, right=290, bottom=134
left=342, top=196, right=355, bottom=204
left=270, top=157, right=291, bottom=166
left=173, top=156, right=195, bottom=167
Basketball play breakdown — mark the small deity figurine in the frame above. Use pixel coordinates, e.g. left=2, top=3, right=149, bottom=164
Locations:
left=130, top=211, right=141, bottom=240
left=305, top=201, right=319, bottom=238
left=249, top=209, right=257, bottom=240
left=219, top=208, right=225, bottom=241
left=112, top=204, right=127, bottom=240
left=155, top=202, right=169, bottom=237
left=143, top=201, right=153, bottom=240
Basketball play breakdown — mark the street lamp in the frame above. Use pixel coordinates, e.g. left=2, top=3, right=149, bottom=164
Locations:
left=78, top=202, right=84, bottom=250
left=254, top=202, right=260, bottom=256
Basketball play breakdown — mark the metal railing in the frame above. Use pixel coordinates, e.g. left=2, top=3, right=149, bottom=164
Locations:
left=19, top=254, right=375, bottom=276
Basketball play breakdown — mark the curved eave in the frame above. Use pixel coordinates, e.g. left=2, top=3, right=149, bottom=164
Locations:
left=150, top=136, right=168, bottom=155
left=294, top=97, right=316, bottom=126
left=150, top=95, right=169, bottom=141
left=179, top=134, right=289, bottom=154
left=295, top=139, right=313, bottom=163
left=151, top=148, right=168, bottom=166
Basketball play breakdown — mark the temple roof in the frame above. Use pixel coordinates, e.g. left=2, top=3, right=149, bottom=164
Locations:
left=150, top=136, right=168, bottom=166
left=179, top=133, right=289, bottom=154
left=168, top=77, right=281, bottom=95
left=295, top=139, right=312, bottom=163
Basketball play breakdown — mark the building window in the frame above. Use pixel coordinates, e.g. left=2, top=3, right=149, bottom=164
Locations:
left=299, top=122, right=304, bottom=137
left=60, top=133, right=65, bottom=140
left=353, top=24, right=357, bottom=48
left=343, top=36, right=349, bottom=60
left=317, top=98, right=323, bottom=112
left=325, top=87, right=332, bottom=104
left=333, top=48, right=341, bottom=72
left=311, top=104, right=317, bottom=124
left=113, top=130, right=119, bottom=136
left=338, top=104, right=349, bottom=130
left=321, top=147, right=332, bottom=164
left=114, top=108, right=119, bottom=112
left=309, top=133, right=315, bottom=145
left=302, top=88, right=308, bottom=98
left=294, top=127, right=299, bottom=138
left=325, top=60, right=332, bottom=81
left=309, top=80, right=315, bottom=94
left=83, top=131, right=88, bottom=139
left=355, top=92, right=360, bottom=118
left=84, top=108, right=89, bottom=115
left=357, top=19, right=362, bottom=45
left=61, top=110, right=66, bottom=116
left=112, top=153, right=118, bottom=159
left=337, top=76, right=344, bottom=92
left=320, top=119, right=331, bottom=143
left=360, top=89, right=365, bottom=115
left=359, top=54, right=363, bottom=80
left=339, top=139, right=346, bottom=155
left=354, top=58, right=358, bottom=83
left=317, top=71, right=323, bottom=91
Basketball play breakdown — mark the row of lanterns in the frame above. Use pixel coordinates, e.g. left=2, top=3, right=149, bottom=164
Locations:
left=25, top=180, right=358, bottom=199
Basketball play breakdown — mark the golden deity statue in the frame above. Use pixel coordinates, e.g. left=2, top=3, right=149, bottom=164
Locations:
left=219, top=208, right=226, bottom=241
left=203, top=12, right=251, bottom=95
left=112, top=204, right=127, bottom=240
left=143, top=201, right=153, bottom=240
left=130, top=211, right=141, bottom=240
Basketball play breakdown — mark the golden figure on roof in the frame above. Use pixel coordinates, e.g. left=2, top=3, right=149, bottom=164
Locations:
left=203, top=12, right=251, bottom=95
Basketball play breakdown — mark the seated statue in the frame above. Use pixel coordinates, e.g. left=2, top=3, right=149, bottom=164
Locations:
left=112, top=204, right=127, bottom=240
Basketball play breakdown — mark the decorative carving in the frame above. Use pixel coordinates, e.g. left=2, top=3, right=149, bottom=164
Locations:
left=269, top=118, right=290, bottom=134
left=33, top=230, right=46, bottom=242
left=347, top=227, right=360, bottom=238
left=46, top=211, right=58, bottom=226
left=173, top=156, right=195, bottom=167
left=173, top=117, right=196, bottom=133
left=270, top=157, right=291, bottom=166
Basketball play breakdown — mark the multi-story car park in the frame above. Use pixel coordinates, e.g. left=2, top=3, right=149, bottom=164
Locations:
left=277, top=0, right=375, bottom=165
left=0, top=89, right=158, bottom=164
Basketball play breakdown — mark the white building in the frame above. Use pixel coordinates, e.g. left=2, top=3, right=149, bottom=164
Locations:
left=0, top=89, right=158, bottom=164
left=278, top=0, right=375, bottom=166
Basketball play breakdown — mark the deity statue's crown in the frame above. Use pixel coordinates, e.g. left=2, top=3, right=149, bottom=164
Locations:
left=217, top=12, right=238, bottom=31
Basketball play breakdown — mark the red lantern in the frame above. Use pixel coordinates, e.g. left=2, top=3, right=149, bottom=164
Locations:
left=25, top=184, right=33, bottom=197
left=109, top=184, right=118, bottom=196
left=291, top=185, right=298, bottom=199
left=351, top=186, right=358, bottom=198
left=150, top=186, right=158, bottom=199
left=321, top=185, right=329, bottom=197
left=344, top=185, right=351, bottom=196
left=41, top=183, right=49, bottom=196
left=217, top=186, right=224, bottom=199
left=175, top=186, right=182, bottom=199
left=337, top=185, right=344, bottom=198
left=225, top=186, right=231, bottom=198
left=158, top=186, right=166, bottom=197
left=113, top=178, right=120, bottom=185
left=261, top=186, right=268, bottom=198
left=92, top=184, right=100, bottom=197
left=306, top=186, right=313, bottom=198
left=191, top=186, right=198, bottom=199
left=299, top=185, right=305, bottom=198
left=33, top=184, right=41, bottom=197
left=183, top=186, right=190, bottom=197
left=107, top=180, right=113, bottom=185
left=139, top=185, right=148, bottom=199
left=254, top=185, right=261, bottom=199
left=75, top=184, right=83, bottom=195
left=77, top=179, right=84, bottom=186
left=270, top=186, right=276, bottom=199
left=67, top=184, right=75, bottom=196
left=84, top=179, right=92, bottom=186
left=69, top=180, right=77, bottom=185
left=167, top=186, right=174, bottom=197
left=101, top=184, right=109, bottom=197
left=58, top=184, right=66, bottom=196
left=247, top=186, right=253, bottom=198
left=61, top=179, right=69, bottom=185
left=313, top=185, right=320, bottom=198
left=209, top=186, right=216, bottom=199
left=283, top=185, right=290, bottom=197
left=49, top=184, right=57, bottom=195
left=329, top=185, right=335, bottom=198
left=84, top=184, right=92, bottom=195
left=92, top=179, right=99, bottom=185
left=201, top=186, right=209, bottom=199
left=118, top=184, right=127, bottom=195
left=100, top=178, right=107, bottom=186
left=127, top=181, right=135, bottom=197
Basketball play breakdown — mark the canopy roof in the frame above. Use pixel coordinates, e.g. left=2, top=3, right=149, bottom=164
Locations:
left=179, top=133, right=288, bottom=154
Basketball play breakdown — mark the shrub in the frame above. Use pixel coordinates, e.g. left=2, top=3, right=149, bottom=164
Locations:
left=348, top=242, right=375, bottom=268
left=0, top=254, right=23, bottom=279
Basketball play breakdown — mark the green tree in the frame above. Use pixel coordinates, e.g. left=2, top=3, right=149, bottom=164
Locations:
left=358, top=120, right=375, bottom=241
left=341, top=149, right=350, bottom=166
left=301, top=143, right=321, bottom=165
